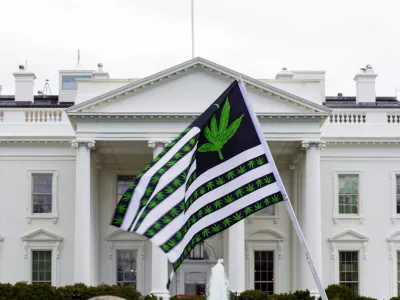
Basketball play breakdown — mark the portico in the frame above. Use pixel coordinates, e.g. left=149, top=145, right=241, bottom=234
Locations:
left=66, top=57, right=330, bottom=297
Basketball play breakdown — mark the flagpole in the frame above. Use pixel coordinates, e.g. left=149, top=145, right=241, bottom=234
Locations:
left=191, top=0, right=194, bottom=58
left=236, top=78, right=328, bottom=300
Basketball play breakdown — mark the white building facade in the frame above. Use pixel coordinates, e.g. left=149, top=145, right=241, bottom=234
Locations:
left=0, top=58, right=399, bottom=299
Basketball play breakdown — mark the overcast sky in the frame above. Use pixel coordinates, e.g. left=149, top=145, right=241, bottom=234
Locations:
left=1, top=0, right=400, bottom=97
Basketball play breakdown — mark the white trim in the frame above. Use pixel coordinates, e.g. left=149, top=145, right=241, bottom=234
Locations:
left=106, top=230, right=145, bottom=294
left=21, top=229, right=63, bottom=286
left=245, top=230, right=284, bottom=293
left=390, top=172, right=400, bottom=224
left=328, top=230, right=369, bottom=295
left=332, top=171, right=364, bottom=224
left=26, top=170, right=59, bottom=224
left=388, top=230, right=400, bottom=297
left=248, top=204, right=280, bottom=224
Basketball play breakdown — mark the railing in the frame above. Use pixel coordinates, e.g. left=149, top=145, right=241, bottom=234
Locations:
left=329, top=112, right=366, bottom=124
left=387, top=113, right=400, bottom=124
left=24, top=110, right=63, bottom=123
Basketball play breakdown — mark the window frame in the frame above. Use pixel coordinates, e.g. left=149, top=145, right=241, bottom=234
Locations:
left=388, top=230, right=400, bottom=297
left=26, top=170, right=59, bottom=224
left=245, top=230, right=283, bottom=293
left=329, top=230, right=368, bottom=295
left=390, top=172, right=400, bottom=224
left=106, top=230, right=145, bottom=293
left=116, top=175, right=136, bottom=204
left=31, top=250, right=53, bottom=285
left=338, top=251, right=359, bottom=293
left=253, top=250, right=275, bottom=293
left=332, top=171, right=364, bottom=224
left=22, top=229, right=62, bottom=287
left=116, top=249, right=138, bottom=288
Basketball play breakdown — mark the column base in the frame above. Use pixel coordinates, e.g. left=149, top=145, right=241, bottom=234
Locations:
left=149, top=290, right=170, bottom=300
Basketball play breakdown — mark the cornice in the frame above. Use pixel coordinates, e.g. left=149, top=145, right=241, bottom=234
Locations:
left=66, top=57, right=331, bottom=115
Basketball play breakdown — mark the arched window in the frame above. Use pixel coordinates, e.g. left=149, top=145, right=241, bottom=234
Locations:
left=188, top=242, right=209, bottom=260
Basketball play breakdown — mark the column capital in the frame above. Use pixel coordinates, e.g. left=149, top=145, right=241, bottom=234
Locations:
left=301, top=140, right=326, bottom=150
left=71, top=139, right=96, bottom=150
left=148, top=140, right=170, bottom=148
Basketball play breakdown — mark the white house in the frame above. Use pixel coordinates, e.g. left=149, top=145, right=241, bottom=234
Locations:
left=0, top=58, right=399, bottom=299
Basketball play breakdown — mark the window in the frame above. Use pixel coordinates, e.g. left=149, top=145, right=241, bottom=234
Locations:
left=188, top=242, right=209, bottom=260
left=338, top=175, right=359, bottom=214
left=254, top=251, right=274, bottom=294
left=116, top=250, right=137, bottom=287
left=339, top=251, right=359, bottom=293
left=32, top=250, right=52, bottom=285
left=185, top=272, right=207, bottom=295
left=32, top=174, right=53, bottom=214
left=397, top=176, right=400, bottom=215
left=117, top=175, right=136, bottom=202
left=61, top=75, right=92, bottom=90
left=398, top=251, right=400, bottom=296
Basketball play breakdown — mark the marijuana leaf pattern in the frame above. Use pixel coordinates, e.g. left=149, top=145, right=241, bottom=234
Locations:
left=113, top=216, right=123, bottom=225
left=256, top=157, right=265, bottom=166
left=207, top=181, right=214, bottom=190
left=170, top=207, right=179, bottom=217
left=212, top=224, right=221, bottom=233
left=199, top=187, right=206, bottom=195
left=173, top=178, right=182, bottom=187
left=254, top=202, right=263, bottom=210
left=216, top=177, right=225, bottom=186
left=246, top=184, right=255, bottom=193
left=154, top=222, right=162, bottom=230
left=223, top=217, right=232, bottom=227
left=244, top=207, right=253, bottom=215
left=247, top=160, right=255, bottom=169
left=237, top=166, right=246, bottom=174
left=202, top=228, right=210, bottom=237
left=224, top=195, right=234, bottom=204
left=272, top=194, right=281, bottom=203
left=205, top=206, right=213, bottom=214
left=226, top=171, right=235, bottom=180
left=233, top=212, right=243, bottom=221
left=197, top=98, right=244, bottom=160
left=235, top=188, right=244, bottom=198
left=214, top=200, right=223, bottom=209
left=166, top=186, right=175, bottom=194
left=256, top=179, right=263, bottom=187
left=264, top=176, right=272, bottom=184
left=264, top=198, right=271, bottom=206
left=197, top=209, right=204, bottom=218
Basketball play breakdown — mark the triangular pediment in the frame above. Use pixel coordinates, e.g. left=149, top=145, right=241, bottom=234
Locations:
left=106, top=229, right=146, bottom=241
left=329, top=230, right=369, bottom=242
left=66, top=57, right=330, bottom=117
left=388, top=230, right=400, bottom=242
left=246, top=229, right=284, bottom=241
left=21, top=229, right=63, bottom=242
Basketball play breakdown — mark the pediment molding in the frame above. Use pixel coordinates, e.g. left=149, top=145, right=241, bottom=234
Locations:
left=106, top=229, right=146, bottom=241
left=246, top=229, right=284, bottom=241
left=328, top=229, right=369, bottom=242
left=66, top=57, right=331, bottom=116
left=21, top=229, right=63, bottom=242
left=388, top=230, right=400, bottom=242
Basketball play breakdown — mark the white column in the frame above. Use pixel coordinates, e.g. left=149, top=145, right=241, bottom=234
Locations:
left=148, top=140, right=170, bottom=299
left=72, top=139, right=95, bottom=285
left=228, top=221, right=245, bottom=293
left=300, top=140, right=325, bottom=297
left=289, top=163, right=298, bottom=292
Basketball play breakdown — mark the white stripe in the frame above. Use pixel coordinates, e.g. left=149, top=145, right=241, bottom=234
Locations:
left=167, top=182, right=281, bottom=262
left=187, top=160, right=197, bottom=184
left=136, top=185, right=185, bottom=234
left=130, top=146, right=196, bottom=231
left=185, top=164, right=272, bottom=218
left=185, top=145, right=263, bottom=199
left=120, top=127, right=200, bottom=230
left=150, top=163, right=272, bottom=246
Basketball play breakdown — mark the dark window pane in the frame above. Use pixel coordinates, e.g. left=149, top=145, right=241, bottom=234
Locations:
left=254, top=251, right=274, bottom=294
left=32, top=251, right=51, bottom=284
left=116, top=250, right=137, bottom=287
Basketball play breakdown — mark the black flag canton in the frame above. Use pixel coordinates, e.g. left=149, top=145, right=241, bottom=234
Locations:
left=192, top=81, right=261, bottom=176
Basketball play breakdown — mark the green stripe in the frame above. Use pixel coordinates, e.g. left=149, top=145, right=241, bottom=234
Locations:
left=160, top=171, right=276, bottom=253
left=170, top=191, right=284, bottom=271
left=184, top=154, right=268, bottom=211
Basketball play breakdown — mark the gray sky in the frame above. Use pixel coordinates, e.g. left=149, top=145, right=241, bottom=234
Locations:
left=1, top=0, right=400, bottom=97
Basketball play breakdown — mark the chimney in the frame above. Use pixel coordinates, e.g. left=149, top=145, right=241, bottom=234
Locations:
left=276, top=67, right=294, bottom=79
left=93, top=63, right=109, bottom=79
left=13, top=65, right=36, bottom=102
left=354, top=64, right=377, bottom=104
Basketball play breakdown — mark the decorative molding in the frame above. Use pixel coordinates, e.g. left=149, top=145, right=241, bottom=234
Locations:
left=387, top=230, right=400, bottom=297
left=301, top=140, right=326, bottom=150
left=71, top=139, right=95, bottom=149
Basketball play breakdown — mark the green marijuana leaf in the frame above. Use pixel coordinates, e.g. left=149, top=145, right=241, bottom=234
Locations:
left=190, top=138, right=196, bottom=145
left=122, top=192, right=132, bottom=201
left=141, top=199, right=148, bottom=206
left=170, top=207, right=179, bottom=217
left=154, top=222, right=162, bottom=230
left=256, top=179, right=263, bottom=187
left=151, top=176, right=160, bottom=184
left=272, top=194, right=281, bottom=203
left=167, top=161, right=176, bottom=167
left=113, top=216, right=123, bottom=225
left=162, top=216, right=171, bottom=224
left=216, top=177, right=225, bottom=186
left=174, top=153, right=183, bottom=159
left=246, top=184, right=255, bottom=193
left=205, top=206, right=213, bottom=214
left=146, top=229, right=155, bottom=237
left=214, top=200, right=223, bottom=209
left=173, top=178, right=182, bottom=187
left=166, top=186, right=175, bottom=194
left=129, top=181, right=137, bottom=189
left=168, top=240, right=177, bottom=247
left=148, top=201, right=157, bottom=208
left=212, top=224, right=221, bottom=233
left=264, top=176, right=272, bottom=184
left=195, top=235, right=201, bottom=243
left=264, top=198, right=271, bottom=206
left=256, top=157, right=265, bottom=166
left=226, top=171, right=235, bottom=180
left=162, top=244, right=169, bottom=251
left=237, top=166, right=246, bottom=174
left=183, top=145, right=191, bottom=152
left=179, top=202, right=185, bottom=211
left=224, top=195, right=234, bottom=204
left=199, top=187, right=206, bottom=195
left=254, top=202, right=263, bottom=210
left=244, top=207, right=253, bottom=215
left=197, top=209, right=204, bottom=218
left=144, top=165, right=151, bottom=171
left=202, top=228, right=210, bottom=237
left=235, top=188, right=244, bottom=198
left=156, top=192, right=165, bottom=201
left=145, top=187, right=153, bottom=196
left=118, top=205, right=127, bottom=213
left=207, top=181, right=214, bottom=190
left=176, top=231, right=183, bottom=240
left=194, top=190, right=199, bottom=199
left=223, top=218, right=232, bottom=227
left=233, top=212, right=243, bottom=221
left=191, top=215, right=197, bottom=224
left=158, top=168, right=167, bottom=175
left=248, top=160, right=255, bottom=169
left=197, top=98, right=244, bottom=160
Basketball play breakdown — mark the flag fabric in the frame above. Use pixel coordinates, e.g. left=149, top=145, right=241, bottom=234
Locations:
left=110, top=79, right=287, bottom=288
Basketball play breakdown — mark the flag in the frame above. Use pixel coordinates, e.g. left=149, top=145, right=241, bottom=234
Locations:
left=110, top=79, right=287, bottom=288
